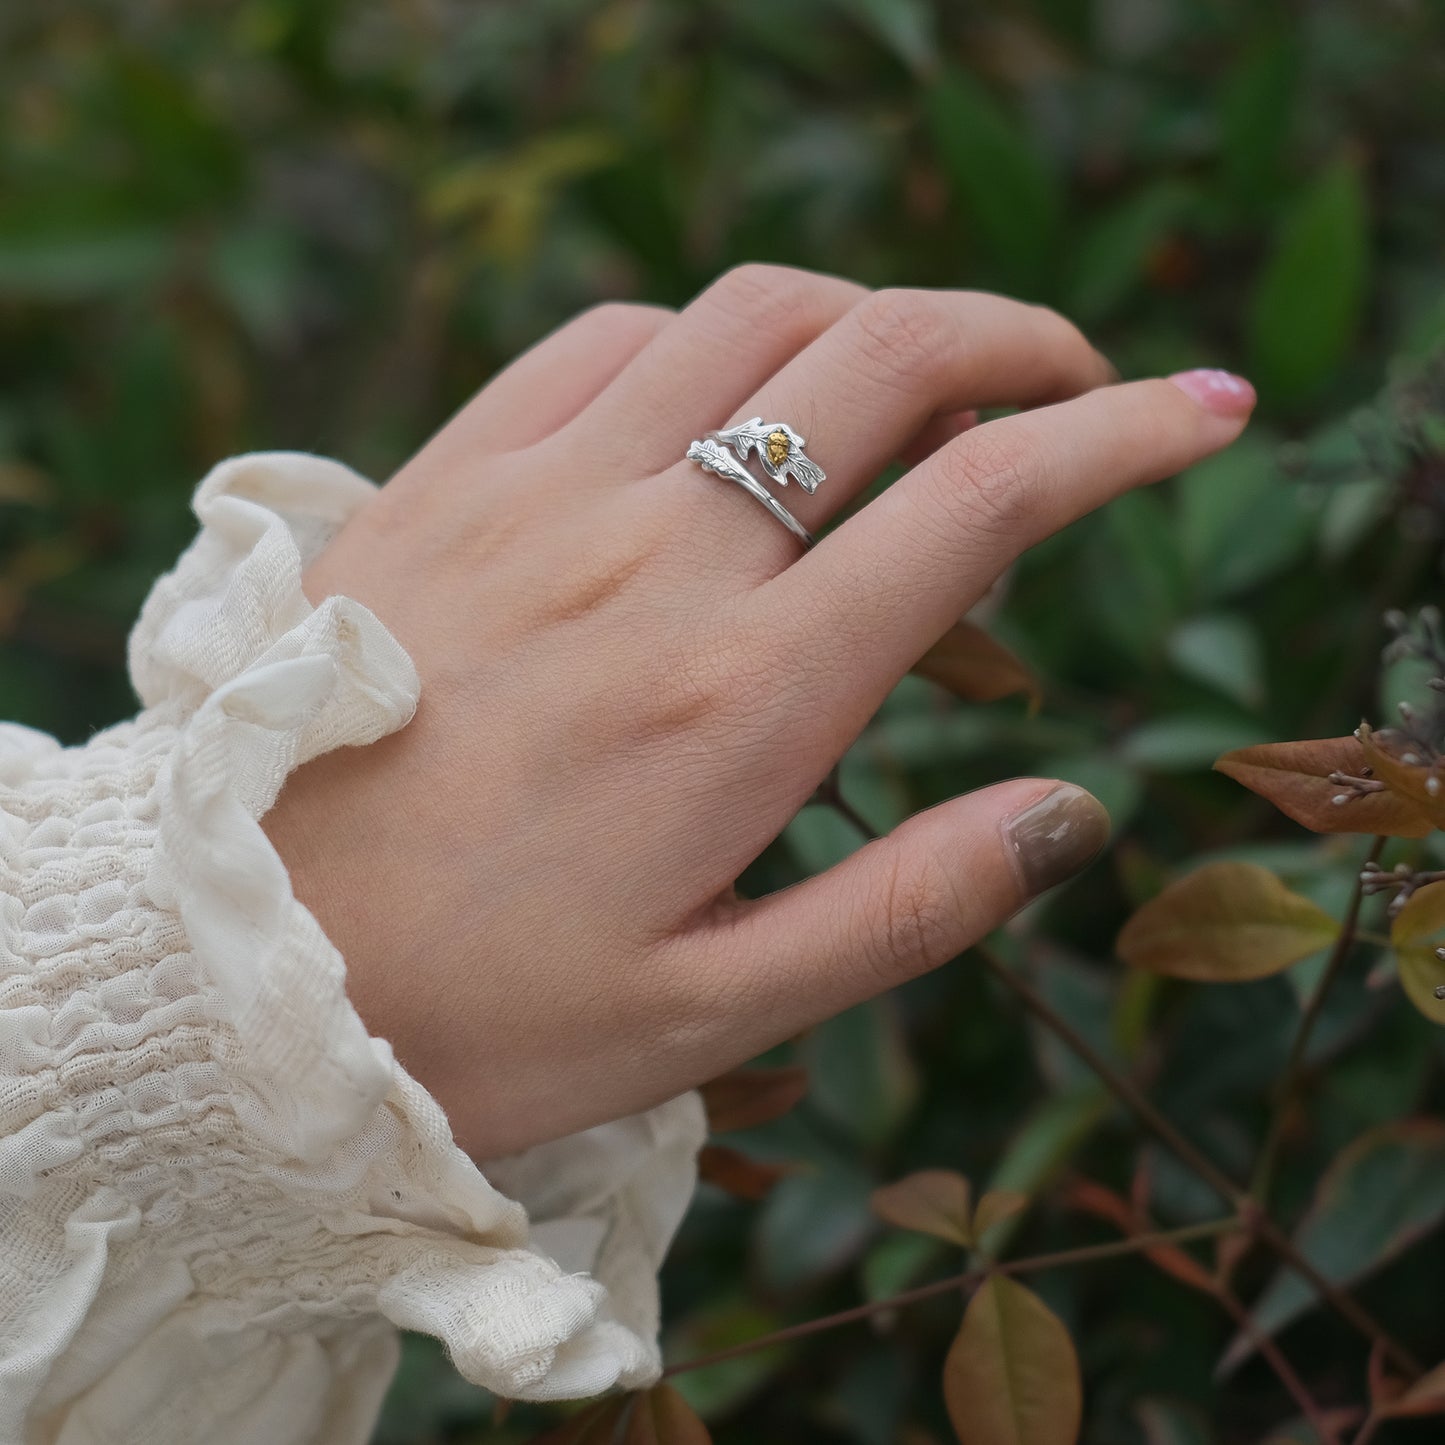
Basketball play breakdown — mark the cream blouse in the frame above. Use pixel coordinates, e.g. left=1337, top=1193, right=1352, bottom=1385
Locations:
left=0, top=454, right=705, bottom=1444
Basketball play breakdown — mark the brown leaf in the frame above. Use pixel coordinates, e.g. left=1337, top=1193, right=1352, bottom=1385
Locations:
left=913, top=619, right=1041, bottom=711
left=871, top=1169, right=974, bottom=1246
left=1390, top=882, right=1445, bottom=1027
left=1117, top=862, right=1339, bottom=982
left=697, top=1145, right=794, bottom=1201
left=1215, top=736, right=1434, bottom=837
left=943, top=1276, right=1082, bottom=1445
left=623, top=1384, right=713, bottom=1444
left=699, top=1066, right=808, bottom=1134
left=972, top=1190, right=1029, bottom=1243
left=1358, top=724, right=1445, bottom=828
left=527, top=1398, right=629, bottom=1444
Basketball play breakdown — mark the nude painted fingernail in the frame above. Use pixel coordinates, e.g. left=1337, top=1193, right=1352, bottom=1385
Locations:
left=1167, top=368, right=1257, bottom=416
left=1004, top=784, right=1111, bottom=899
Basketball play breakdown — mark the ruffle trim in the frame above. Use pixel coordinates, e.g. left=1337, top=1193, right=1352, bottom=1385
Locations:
left=120, top=454, right=700, bottom=1403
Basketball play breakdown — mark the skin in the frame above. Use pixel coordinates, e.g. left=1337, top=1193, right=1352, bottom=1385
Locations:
left=261, top=265, right=1255, bottom=1160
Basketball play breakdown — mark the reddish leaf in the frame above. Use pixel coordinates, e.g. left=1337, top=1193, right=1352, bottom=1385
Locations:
left=1367, top=1338, right=1405, bottom=1410
left=913, top=619, right=1041, bottom=711
left=699, top=1066, right=808, bottom=1134
left=527, top=1398, right=629, bottom=1444
left=697, top=1145, right=795, bottom=1201
left=1358, top=724, right=1445, bottom=828
left=1064, top=1179, right=1218, bottom=1295
left=943, top=1276, right=1082, bottom=1445
left=1215, top=736, right=1434, bottom=837
left=871, top=1169, right=974, bottom=1246
left=1389, top=881, right=1445, bottom=1026
left=623, top=1384, right=713, bottom=1444
left=1117, top=862, right=1339, bottom=982
left=1383, top=1359, right=1445, bottom=1418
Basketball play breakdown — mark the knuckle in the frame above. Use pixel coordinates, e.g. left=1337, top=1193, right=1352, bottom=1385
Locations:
left=651, top=615, right=787, bottom=737
left=699, top=264, right=843, bottom=345
left=577, top=299, right=674, bottom=334
left=932, top=428, right=1043, bottom=540
left=863, top=847, right=961, bottom=986
left=851, top=289, right=951, bottom=386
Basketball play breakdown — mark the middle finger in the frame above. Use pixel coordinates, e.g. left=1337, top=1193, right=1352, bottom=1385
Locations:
left=673, top=288, right=1116, bottom=573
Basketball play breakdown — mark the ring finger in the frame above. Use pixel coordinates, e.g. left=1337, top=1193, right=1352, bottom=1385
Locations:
left=675, top=288, right=1116, bottom=570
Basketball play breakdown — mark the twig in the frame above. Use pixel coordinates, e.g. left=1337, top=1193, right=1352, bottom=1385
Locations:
left=1352, top=1413, right=1383, bottom=1445
left=1215, top=1287, right=1345, bottom=1445
left=662, top=1218, right=1239, bottom=1378
left=974, top=942, right=1422, bottom=1378
left=1251, top=836, right=1388, bottom=1202
left=816, top=768, right=879, bottom=841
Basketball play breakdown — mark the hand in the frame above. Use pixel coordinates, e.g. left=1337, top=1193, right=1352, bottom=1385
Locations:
left=261, top=266, right=1255, bottom=1159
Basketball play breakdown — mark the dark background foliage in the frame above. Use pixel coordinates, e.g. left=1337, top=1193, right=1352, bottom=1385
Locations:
left=5, top=2, right=1445, bottom=1441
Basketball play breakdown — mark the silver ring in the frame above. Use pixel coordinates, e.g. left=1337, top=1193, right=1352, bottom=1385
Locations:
left=685, top=418, right=825, bottom=549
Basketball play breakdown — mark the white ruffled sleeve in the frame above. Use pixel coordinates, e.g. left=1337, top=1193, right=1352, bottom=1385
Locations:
left=0, top=453, right=706, bottom=1445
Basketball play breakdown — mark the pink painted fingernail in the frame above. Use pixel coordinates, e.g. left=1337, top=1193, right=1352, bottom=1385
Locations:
left=1167, top=368, right=1257, bottom=415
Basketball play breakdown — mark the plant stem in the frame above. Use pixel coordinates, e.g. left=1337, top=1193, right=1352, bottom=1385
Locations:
left=818, top=772, right=879, bottom=841
left=1215, top=1287, right=1345, bottom=1445
left=1250, top=836, right=1387, bottom=1202
left=974, top=941, right=1422, bottom=1379
left=662, top=1218, right=1239, bottom=1378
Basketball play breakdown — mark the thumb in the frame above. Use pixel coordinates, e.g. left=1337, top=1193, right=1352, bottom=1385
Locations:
left=699, top=780, right=1110, bottom=1044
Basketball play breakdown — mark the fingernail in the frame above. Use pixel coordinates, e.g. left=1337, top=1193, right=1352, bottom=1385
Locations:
left=1167, top=368, right=1257, bottom=416
left=1004, top=784, right=1111, bottom=899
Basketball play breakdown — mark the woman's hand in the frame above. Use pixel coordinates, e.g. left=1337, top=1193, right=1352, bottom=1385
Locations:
left=261, top=266, right=1255, bottom=1159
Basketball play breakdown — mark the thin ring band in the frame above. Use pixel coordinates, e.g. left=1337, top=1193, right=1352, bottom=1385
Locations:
left=685, top=437, right=815, bottom=548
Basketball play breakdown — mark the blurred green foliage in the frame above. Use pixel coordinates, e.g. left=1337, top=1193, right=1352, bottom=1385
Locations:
left=6, top=1, right=1445, bottom=1441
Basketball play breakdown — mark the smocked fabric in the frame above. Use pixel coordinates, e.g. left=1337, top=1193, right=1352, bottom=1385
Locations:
left=0, top=453, right=705, bottom=1444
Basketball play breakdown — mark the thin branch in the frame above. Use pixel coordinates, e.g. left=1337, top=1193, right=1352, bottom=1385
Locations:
left=974, top=942, right=1422, bottom=1379
left=662, top=1218, right=1239, bottom=1378
left=1251, top=836, right=1388, bottom=1202
left=816, top=770, right=880, bottom=841
left=1215, top=1287, right=1345, bottom=1445
left=1353, top=1413, right=1383, bottom=1445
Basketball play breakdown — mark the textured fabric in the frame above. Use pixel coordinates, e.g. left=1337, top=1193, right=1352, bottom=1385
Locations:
left=0, top=453, right=706, bottom=1444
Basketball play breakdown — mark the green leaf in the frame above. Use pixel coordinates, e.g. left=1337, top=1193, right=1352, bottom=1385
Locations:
left=1068, top=181, right=1194, bottom=324
left=1218, top=30, right=1299, bottom=210
left=870, top=1169, right=973, bottom=1246
left=1117, top=862, right=1340, bottom=982
left=829, top=0, right=937, bottom=73
left=757, top=1161, right=875, bottom=1292
left=944, top=1277, right=1082, bottom=1445
left=1120, top=717, right=1271, bottom=772
left=1166, top=615, right=1265, bottom=709
left=1220, top=1120, right=1445, bottom=1373
left=1248, top=158, right=1370, bottom=401
left=803, top=998, right=918, bottom=1145
left=924, top=67, right=1060, bottom=293
left=1174, top=435, right=1314, bottom=601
